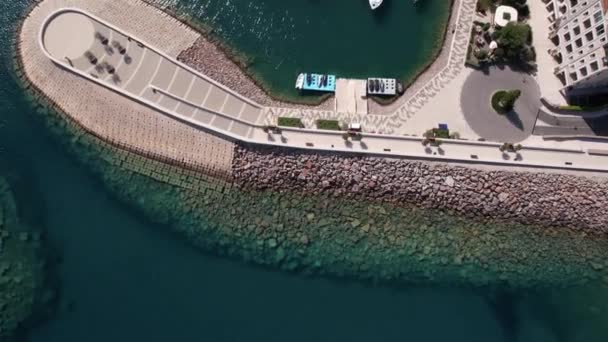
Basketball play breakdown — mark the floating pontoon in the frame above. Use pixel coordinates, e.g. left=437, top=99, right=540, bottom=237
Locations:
left=367, top=78, right=397, bottom=96
left=295, top=73, right=336, bottom=92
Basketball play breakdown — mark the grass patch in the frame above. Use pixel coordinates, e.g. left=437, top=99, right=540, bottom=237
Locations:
left=559, top=105, right=608, bottom=112
left=425, top=128, right=450, bottom=139
left=316, top=119, right=342, bottom=131
left=277, top=117, right=304, bottom=128
left=492, top=90, right=521, bottom=114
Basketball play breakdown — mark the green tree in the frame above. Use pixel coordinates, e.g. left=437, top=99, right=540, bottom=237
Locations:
left=495, top=22, right=531, bottom=61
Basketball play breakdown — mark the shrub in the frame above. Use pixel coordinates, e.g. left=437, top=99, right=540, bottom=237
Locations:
left=425, top=128, right=450, bottom=139
left=449, top=132, right=461, bottom=139
left=434, top=128, right=450, bottom=139
left=277, top=117, right=304, bottom=128
left=477, top=0, right=493, bottom=13
left=316, top=119, right=342, bottom=131
left=521, top=46, right=536, bottom=62
left=494, top=22, right=531, bottom=62
left=492, top=90, right=521, bottom=114
left=500, top=143, right=523, bottom=153
left=475, top=48, right=490, bottom=60
left=494, top=47, right=505, bottom=59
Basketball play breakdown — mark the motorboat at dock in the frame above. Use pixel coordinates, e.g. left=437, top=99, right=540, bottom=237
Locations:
left=367, top=77, right=403, bottom=96
left=295, top=73, right=336, bottom=92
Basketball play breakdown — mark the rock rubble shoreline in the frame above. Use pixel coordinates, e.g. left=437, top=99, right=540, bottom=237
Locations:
left=232, top=145, right=608, bottom=233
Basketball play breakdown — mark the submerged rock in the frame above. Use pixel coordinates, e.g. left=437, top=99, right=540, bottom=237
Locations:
left=0, top=178, right=55, bottom=340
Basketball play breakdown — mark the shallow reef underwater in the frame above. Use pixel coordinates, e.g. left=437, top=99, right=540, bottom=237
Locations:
left=11, top=77, right=608, bottom=339
left=0, top=171, right=56, bottom=341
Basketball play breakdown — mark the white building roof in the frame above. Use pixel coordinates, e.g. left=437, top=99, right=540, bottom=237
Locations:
left=495, top=6, right=518, bottom=28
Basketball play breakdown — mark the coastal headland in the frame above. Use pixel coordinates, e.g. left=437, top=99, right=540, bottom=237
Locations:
left=15, top=0, right=608, bottom=288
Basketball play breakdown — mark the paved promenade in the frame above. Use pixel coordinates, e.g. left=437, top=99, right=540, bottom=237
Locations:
left=21, top=0, right=235, bottom=177
left=24, top=1, right=608, bottom=174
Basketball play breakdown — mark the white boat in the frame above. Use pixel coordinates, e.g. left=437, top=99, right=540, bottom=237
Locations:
left=369, top=0, right=383, bottom=10
left=295, top=73, right=304, bottom=90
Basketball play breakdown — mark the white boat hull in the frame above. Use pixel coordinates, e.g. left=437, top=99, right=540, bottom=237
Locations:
left=369, top=0, right=383, bottom=10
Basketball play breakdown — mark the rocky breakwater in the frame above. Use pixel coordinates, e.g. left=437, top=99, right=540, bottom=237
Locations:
left=233, top=145, right=608, bottom=233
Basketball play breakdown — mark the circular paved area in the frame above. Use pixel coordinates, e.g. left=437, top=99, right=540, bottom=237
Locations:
left=43, top=11, right=95, bottom=59
left=461, top=66, right=540, bottom=143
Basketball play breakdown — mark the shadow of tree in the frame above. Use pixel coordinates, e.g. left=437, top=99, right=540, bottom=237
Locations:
left=506, top=110, right=524, bottom=131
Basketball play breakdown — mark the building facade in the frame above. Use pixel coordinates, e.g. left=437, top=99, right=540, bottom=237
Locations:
left=544, top=0, right=608, bottom=91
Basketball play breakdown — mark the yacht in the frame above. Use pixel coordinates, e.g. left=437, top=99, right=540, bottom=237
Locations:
left=369, top=0, right=383, bottom=10
left=295, top=73, right=337, bottom=92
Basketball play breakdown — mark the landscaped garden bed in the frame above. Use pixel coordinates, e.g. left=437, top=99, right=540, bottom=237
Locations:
left=316, top=119, right=342, bottom=131
left=468, top=0, right=535, bottom=69
left=491, top=89, right=521, bottom=114
left=277, top=117, right=304, bottom=128
left=421, top=127, right=461, bottom=146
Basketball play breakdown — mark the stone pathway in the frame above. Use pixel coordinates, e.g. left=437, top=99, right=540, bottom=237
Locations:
left=264, top=0, right=477, bottom=134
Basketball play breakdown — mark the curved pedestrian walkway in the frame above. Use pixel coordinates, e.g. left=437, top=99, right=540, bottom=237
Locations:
left=30, top=4, right=608, bottom=173
left=461, top=66, right=541, bottom=143
left=41, top=9, right=265, bottom=140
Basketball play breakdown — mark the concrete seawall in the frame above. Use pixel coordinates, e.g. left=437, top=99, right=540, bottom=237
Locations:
left=18, top=0, right=235, bottom=179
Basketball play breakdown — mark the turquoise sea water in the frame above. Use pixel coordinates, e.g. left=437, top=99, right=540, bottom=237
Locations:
left=1, top=0, right=608, bottom=341
left=159, top=0, right=450, bottom=96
